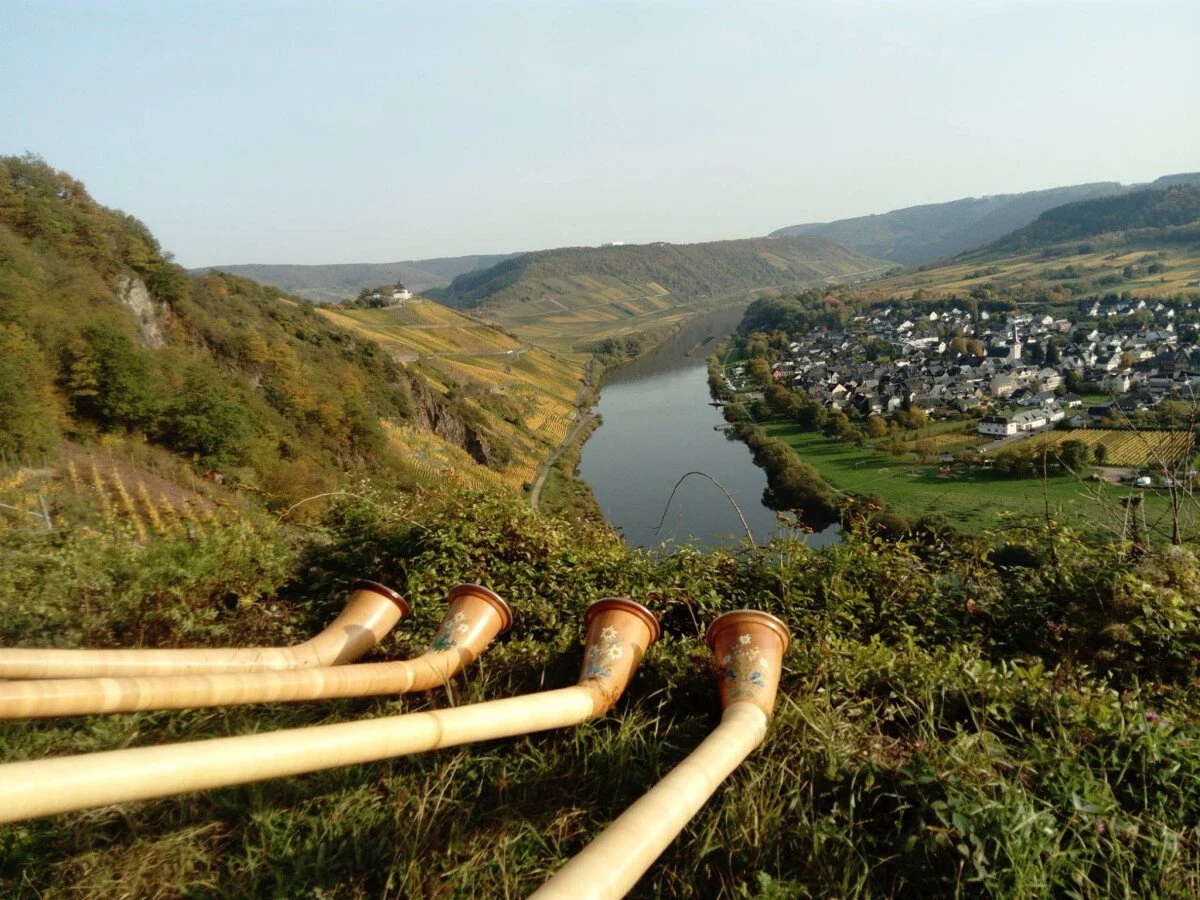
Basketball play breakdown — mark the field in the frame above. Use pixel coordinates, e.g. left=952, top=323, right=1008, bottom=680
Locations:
left=1024, top=428, right=1194, bottom=468
left=765, top=422, right=1177, bottom=536
left=313, top=301, right=585, bottom=502
left=317, top=302, right=520, bottom=359
left=491, top=288, right=757, bottom=355
left=382, top=421, right=536, bottom=494
left=858, top=242, right=1200, bottom=303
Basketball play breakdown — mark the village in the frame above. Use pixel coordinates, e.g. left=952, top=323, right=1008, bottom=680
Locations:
left=732, top=294, right=1200, bottom=446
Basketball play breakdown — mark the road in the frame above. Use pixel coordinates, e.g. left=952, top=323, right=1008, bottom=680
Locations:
left=529, top=359, right=601, bottom=512
left=529, top=413, right=596, bottom=512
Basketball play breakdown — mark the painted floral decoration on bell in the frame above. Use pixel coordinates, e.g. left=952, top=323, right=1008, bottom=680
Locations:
left=582, top=625, right=624, bottom=679
left=723, top=633, right=768, bottom=698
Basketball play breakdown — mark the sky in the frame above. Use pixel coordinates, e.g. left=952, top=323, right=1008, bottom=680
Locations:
left=3, top=1, right=1198, bottom=268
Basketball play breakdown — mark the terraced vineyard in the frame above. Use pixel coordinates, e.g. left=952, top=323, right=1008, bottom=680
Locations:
left=315, top=299, right=582, bottom=503
left=1026, top=429, right=1195, bottom=467
left=318, top=302, right=520, bottom=359
left=862, top=244, right=1200, bottom=303
left=382, top=422, right=536, bottom=494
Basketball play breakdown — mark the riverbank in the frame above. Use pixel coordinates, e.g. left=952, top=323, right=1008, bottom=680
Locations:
left=575, top=306, right=804, bottom=549
left=708, top=344, right=1172, bottom=537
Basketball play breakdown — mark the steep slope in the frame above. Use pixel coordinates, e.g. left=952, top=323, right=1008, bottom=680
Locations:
left=426, top=235, right=886, bottom=352
left=990, top=184, right=1200, bottom=251
left=772, top=182, right=1124, bottom=264
left=432, top=235, right=883, bottom=311
left=841, top=184, right=1200, bottom=303
left=193, top=253, right=518, bottom=303
left=0, top=155, right=528, bottom=510
left=314, top=299, right=585, bottom=498
left=772, top=173, right=1200, bottom=265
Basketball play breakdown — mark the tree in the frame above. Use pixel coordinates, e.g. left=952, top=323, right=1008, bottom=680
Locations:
left=912, top=438, right=935, bottom=464
left=747, top=358, right=773, bottom=388
left=1094, top=443, right=1109, bottom=465
left=160, top=363, right=253, bottom=467
left=1055, top=439, right=1091, bottom=473
left=765, top=384, right=792, bottom=414
left=0, top=324, right=61, bottom=456
left=794, top=401, right=828, bottom=432
left=866, top=416, right=888, bottom=439
left=60, top=320, right=157, bottom=431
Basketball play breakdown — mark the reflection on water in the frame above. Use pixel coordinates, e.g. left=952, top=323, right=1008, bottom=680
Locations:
left=578, top=307, right=839, bottom=550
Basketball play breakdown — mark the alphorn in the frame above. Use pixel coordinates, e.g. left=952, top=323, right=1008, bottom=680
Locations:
left=0, top=597, right=659, bottom=823
left=530, top=609, right=790, bottom=900
left=0, top=580, right=409, bottom=679
left=0, top=584, right=510, bottom=718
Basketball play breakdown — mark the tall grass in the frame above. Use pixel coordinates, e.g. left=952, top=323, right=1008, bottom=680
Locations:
left=2, top=491, right=1200, bottom=897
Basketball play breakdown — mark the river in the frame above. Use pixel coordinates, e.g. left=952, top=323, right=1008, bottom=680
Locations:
left=578, top=307, right=840, bottom=550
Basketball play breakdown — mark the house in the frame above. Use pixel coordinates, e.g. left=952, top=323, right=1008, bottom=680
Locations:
left=978, top=415, right=1017, bottom=437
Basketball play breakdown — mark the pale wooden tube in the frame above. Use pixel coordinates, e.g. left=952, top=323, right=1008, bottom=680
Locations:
left=0, top=597, right=660, bottom=823
left=0, top=580, right=410, bottom=679
left=530, top=610, right=790, bottom=900
left=0, top=584, right=510, bottom=718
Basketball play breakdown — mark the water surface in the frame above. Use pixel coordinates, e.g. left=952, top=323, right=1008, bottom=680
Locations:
left=578, top=307, right=838, bottom=550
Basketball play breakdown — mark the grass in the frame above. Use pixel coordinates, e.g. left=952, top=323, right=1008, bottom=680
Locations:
left=764, top=420, right=1168, bottom=533
left=5, top=491, right=1200, bottom=897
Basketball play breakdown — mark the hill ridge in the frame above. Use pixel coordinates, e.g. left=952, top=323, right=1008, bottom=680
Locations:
left=772, top=172, right=1200, bottom=265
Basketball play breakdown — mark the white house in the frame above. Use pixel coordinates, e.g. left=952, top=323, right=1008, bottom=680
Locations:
left=978, top=415, right=1018, bottom=436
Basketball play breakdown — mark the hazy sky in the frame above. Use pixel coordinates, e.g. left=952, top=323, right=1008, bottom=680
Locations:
left=3, top=1, right=1197, bottom=267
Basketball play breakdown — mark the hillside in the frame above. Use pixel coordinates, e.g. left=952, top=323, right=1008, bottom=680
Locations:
left=192, top=253, right=518, bottom=303
left=0, top=155, right=540, bottom=513
left=771, top=173, right=1200, bottom=265
left=991, top=184, right=1200, bottom=252
left=427, top=235, right=887, bottom=352
left=315, top=299, right=586, bottom=499
left=7, top=157, right=1200, bottom=898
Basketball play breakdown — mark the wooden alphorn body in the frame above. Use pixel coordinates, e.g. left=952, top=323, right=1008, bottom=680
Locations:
left=0, top=580, right=410, bottom=679
left=0, top=597, right=660, bottom=824
left=531, top=609, right=790, bottom=900
left=0, top=584, right=510, bottom=718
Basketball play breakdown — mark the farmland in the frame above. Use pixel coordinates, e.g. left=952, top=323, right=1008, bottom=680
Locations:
left=764, top=422, right=1179, bottom=536
left=1022, top=429, right=1194, bottom=467
left=315, top=300, right=585, bottom=503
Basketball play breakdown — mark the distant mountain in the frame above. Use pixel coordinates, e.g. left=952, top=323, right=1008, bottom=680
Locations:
left=429, top=235, right=886, bottom=314
left=990, top=184, right=1200, bottom=252
left=190, top=253, right=518, bottom=303
left=771, top=173, right=1200, bottom=265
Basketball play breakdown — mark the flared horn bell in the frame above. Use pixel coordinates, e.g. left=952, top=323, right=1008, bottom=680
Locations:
left=0, top=584, right=511, bottom=719
left=0, top=579, right=411, bottom=679
left=576, top=597, right=661, bottom=714
left=530, top=609, right=790, bottom=900
left=0, top=598, right=659, bottom=823
left=706, top=609, right=791, bottom=717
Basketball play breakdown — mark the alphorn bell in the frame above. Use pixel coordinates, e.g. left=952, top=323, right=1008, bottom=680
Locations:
left=0, top=580, right=410, bottom=679
left=0, top=584, right=511, bottom=718
left=0, top=597, right=660, bottom=823
left=530, top=609, right=790, bottom=900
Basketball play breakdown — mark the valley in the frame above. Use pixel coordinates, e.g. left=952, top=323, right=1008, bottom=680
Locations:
left=6, top=155, right=1200, bottom=899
